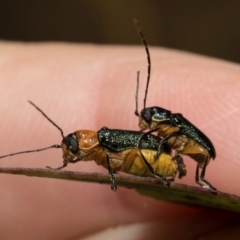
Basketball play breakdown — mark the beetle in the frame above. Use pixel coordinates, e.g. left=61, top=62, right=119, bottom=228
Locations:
left=133, top=19, right=216, bottom=191
left=52, top=126, right=182, bottom=190
left=0, top=101, right=186, bottom=190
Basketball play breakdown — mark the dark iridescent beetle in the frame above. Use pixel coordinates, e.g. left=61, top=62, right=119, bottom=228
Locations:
left=133, top=19, right=216, bottom=191
left=0, top=101, right=186, bottom=190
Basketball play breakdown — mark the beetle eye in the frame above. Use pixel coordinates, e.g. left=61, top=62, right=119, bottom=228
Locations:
left=142, top=109, right=152, bottom=122
left=63, top=134, right=79, bottom=154
left=68, top=138, right=78, bottom=154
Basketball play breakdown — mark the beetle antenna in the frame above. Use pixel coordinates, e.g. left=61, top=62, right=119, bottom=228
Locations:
left=133, top=18, right=151, bottom=109
left=28, top=100, right=65, bottom=139
left=0, top=144, right=61, bottom=159
left=135, top=71, right=140, bottom=116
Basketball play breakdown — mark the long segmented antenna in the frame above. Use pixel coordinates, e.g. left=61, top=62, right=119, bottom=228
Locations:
left=28, top=100, right=65, bottom=139
left=0, top=101, right=64, bottom=159
left=0, top=144, right=61, bottom=159
left=133, top=19, right=151, bottom=109
left=135, top=71, right=140, bottom=116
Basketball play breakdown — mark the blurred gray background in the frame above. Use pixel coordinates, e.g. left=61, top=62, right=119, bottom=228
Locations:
left=1, top=0, right=240, bottom=62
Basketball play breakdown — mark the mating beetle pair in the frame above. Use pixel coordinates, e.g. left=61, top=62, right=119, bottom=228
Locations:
left=0, top=19, right=216, bottom=192
left=0, top=101, right=186, bottom=191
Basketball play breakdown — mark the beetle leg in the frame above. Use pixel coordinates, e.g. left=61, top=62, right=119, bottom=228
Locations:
left=173, top=153, right=187, bottom=179
left=137, top=128, right=158, bottom=149
left=195, top=165, right=204, bottom=187
left=154, top=132, right=176, bottom=159
left=138, top=150, right=170, bottom=187
left=70, top=149, right=97, bottom=163
left=105, top=152, right=117, bottom=191
left=46, top=162, right=68, bottom=170
left=200, top=161, right=217, bottom=192
left=46, top=149, right=96, bottom=170
left=195, top=163, right=217, bottom=192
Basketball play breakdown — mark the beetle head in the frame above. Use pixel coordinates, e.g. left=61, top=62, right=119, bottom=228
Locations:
left=61, top=133, right=79, bottom=161
left=139, top=107, right=172, bottom=129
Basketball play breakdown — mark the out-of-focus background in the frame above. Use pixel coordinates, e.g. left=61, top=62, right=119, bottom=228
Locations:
left=1, top=0, right=240, bottom=63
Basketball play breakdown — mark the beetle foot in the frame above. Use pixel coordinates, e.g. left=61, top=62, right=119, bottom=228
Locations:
left=200, top=178, right=217, bottom=192
left=111, top=182, right=117, bottom=191
left=163, top=178, right=170, bottom=188
left=177, top=164, right=187, bottom=179
left=46, top=165, right=65, bottom=170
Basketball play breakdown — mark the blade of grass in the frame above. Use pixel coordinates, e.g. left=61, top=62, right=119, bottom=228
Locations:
left=0, top=167, right=240, bottom=213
